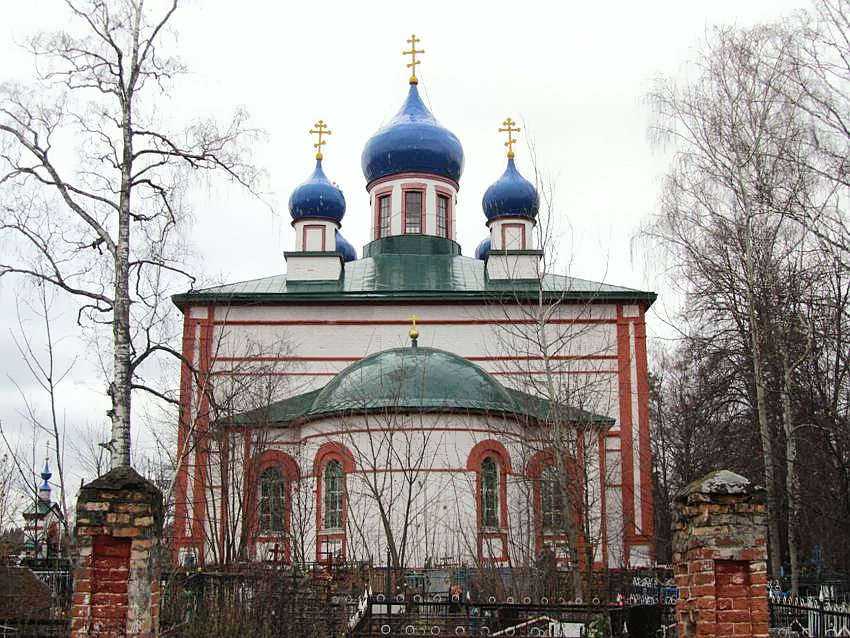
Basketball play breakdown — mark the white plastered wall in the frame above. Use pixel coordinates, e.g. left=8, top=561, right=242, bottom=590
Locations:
left=180, top=299, right=634, bottom=568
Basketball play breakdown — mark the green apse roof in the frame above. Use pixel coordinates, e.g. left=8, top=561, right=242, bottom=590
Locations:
left=313, top=346, right=517, bottom=415
left=230, top=345, right=614, bottom=427
left=173, top=236, right=656, bottom=306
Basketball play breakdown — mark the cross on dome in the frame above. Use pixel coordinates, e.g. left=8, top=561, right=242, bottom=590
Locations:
left=403, top=34, right=424, bottom=85
left=309, top=119, right=331, bottom=160
left=499, top=117, right=520, bottom=159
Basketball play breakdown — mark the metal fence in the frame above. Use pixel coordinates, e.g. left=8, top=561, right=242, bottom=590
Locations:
left=769, top=595, right=850, bottom=637
left=349, top=594, right=640, bottom=637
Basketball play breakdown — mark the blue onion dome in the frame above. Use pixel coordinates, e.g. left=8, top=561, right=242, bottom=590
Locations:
left=288, top=159, right=346, bottom=222
left=335, top=232, right=357, bottom=262
left=482, top=157, right=539, bottom=220
left=474, top=236, right=491, bottom=260
left=362, top=84, right=464, bottom=186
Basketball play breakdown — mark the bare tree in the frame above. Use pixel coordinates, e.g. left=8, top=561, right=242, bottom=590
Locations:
left=0, top=452, right=23, bottom=536
left=6, top=285, right=75, bottom=528
left=341, top=410, right=445, bottom=573
left=644, top=18, right=849, bottom=590
left=182, top=332, right=297, bottom=565
left=480, top=160, right=628, bottom=598
left=0, top=0, right=259, bottom=470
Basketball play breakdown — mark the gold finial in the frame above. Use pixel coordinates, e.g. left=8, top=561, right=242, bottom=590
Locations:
left=309, top=119, right=331, bottom=160
left=409, top=314, right=419, bottom=346
left=403, top=34, right=424, bottom=85
left=498, top=117, right=520, bottom=159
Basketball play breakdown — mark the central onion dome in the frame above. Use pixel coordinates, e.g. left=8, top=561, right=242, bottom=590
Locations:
left=310, top=346, right=516, bottom=415
left=482, top=157, right=539, bottom=220
left=288, top=159, right=346, bottom=222
left=361, top=85, right=465, bottom=186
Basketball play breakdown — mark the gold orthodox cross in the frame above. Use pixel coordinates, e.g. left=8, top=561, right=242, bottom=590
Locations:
left=403, top=34, right=424, bottom=85
left=499, top=117, right=520, bottom=159
left=309, top=120, right=331, bottom=160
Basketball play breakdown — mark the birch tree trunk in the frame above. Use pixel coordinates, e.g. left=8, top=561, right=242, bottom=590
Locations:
left=0, top=0, right=259, bottom=471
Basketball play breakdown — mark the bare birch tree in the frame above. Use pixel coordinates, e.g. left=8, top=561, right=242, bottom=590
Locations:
left=482, top=162, right=623, bottom=598
left=644, top=19, right=848, bottom=590
left=0, top=0, right=259, bottom=470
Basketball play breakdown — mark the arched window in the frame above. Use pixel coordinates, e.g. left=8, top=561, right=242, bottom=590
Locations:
left=481, top=457, right=499, bottom=528
left=258, top=467, right=286, bottom=533
left=467, top=441, right=512, bottom=563
left=541, top=464, right=566, bottom=531
left=323, top=460, right=344, bottom=530
left=313, top=442, right=354, bottom=564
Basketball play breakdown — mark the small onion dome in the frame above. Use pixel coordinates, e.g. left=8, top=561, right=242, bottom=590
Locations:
left=288, top=159, right=346, bottom=222
left=474, top=236, right=491, bottom=260
left=482, top=157, right=539, bottom=220
left=335, top=232, right=357, bottom=262
left=361, top=84, right=464, bottom=185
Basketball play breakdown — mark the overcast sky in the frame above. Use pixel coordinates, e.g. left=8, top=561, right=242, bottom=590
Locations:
left=0, top=0, right=811, bottom=495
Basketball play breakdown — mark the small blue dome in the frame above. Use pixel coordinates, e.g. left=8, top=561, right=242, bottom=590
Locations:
left=288, top=159, right=346, bottom=222
left=474, top=236, right=491, bottom=260
left=482, top=158, right=539, bottom=220
left=335, top=232, right=357, bottom=262
left=362, top=84, right=464, bottom=185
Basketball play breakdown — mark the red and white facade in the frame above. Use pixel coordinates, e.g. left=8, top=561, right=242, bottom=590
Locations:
left=171, top=73, right=655, bottom=572
left=171, top=298, right=654, bottom=569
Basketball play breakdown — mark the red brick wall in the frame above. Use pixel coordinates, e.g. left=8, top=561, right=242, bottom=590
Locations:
left=672, top=473, right=769, bottom=638
left=71, top=468, right=163, bottom=638
left=90, top=535, right=131, bottom=635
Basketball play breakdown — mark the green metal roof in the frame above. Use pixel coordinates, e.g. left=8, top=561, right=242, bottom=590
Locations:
left=228, top=346, right=614, bottom=427
left=173, top=236, right=656, bottom=306
left=311, top=346, right=518, bottom=415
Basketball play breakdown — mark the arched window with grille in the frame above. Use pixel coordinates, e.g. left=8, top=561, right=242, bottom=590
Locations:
left=467, top=440, right=512, bottom=563
left=481, top=457, right=499, bottom=528
left=258, top=467, right=286, bottom=533
left=541, top=464, right=566, bottom=531
left=323, top=459, right=344, bottom=530
left=314, top=442, right=354, bottom=564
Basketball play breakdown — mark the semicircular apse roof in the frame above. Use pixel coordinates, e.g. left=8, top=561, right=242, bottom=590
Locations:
left=226, top=346, right=616, bottom=428
left=310, top=346, right=515, bottom=415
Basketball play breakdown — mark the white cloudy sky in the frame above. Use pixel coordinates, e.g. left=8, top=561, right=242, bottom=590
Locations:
left=0, top=0, right=810, bottom=492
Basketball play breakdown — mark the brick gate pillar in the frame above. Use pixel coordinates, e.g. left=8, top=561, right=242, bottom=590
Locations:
left=71, top=467, right=164, bottom=638
left=672, top=470, right=769, bottom=638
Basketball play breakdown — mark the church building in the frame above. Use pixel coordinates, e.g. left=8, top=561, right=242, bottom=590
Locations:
left=171, top=38, right=656, bottom=573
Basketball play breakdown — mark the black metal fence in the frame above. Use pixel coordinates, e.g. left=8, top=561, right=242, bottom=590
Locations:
left=350, top=595, right=626, bottom=637
left=8, top=562, right=850, bottom=638
left=769, top=595, right=850, bottom=637
left=160, top=566, right=359, bottom=638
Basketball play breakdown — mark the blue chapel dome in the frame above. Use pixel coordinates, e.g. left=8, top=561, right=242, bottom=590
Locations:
left=482, top=158, right=539, bottom=220
left=361, top=84, right=464, bottom=186
left=288, top=159, right=346, bottom=222
left=474, top=236, right=491, bottom=260
left=335, top=232, right=357, bottom=262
